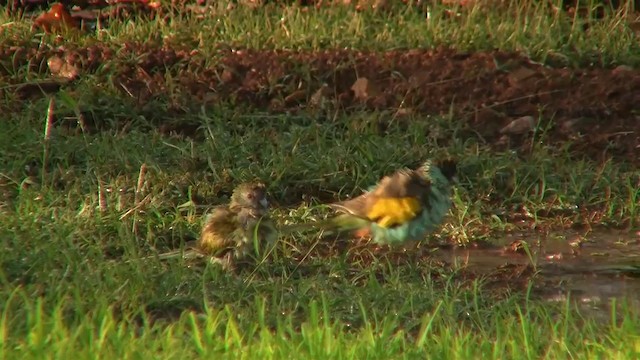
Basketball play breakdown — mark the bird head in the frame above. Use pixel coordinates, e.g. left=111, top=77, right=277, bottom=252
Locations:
left=230, top=182, right=269, bottom=214
left=435, top=159, right=458, bottom=183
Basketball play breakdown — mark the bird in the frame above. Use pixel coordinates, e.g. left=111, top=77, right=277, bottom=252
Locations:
left=150, top=182, right=277, bottom=269
left=282, top=160, right=458, bottom=245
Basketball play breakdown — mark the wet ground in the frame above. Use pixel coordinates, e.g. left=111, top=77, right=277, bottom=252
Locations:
left=284, top=228, right=640, bottom=320
left=435, top=229, right=640, bottom=320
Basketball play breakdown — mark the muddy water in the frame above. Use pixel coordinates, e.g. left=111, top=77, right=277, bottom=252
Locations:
left=436, top=230, right=640, bottom=320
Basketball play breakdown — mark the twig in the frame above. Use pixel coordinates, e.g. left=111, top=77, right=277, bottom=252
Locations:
left=97, top=175, right=107, bottom=213
left=41, top=97, right=55, bottom=185
left=134, top=163, right=147, bottom=205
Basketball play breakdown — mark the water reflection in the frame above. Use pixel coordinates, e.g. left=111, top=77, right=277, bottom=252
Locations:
left=435, top=229, right=640, bottom=320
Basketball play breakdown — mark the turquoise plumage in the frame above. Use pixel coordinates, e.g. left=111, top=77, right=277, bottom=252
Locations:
left=367, top=161, right=456, bottom=245
left=283, top=159, right=458, bottom=245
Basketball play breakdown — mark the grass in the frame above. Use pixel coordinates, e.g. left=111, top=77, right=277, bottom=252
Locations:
left=0, top=1, right=639, bottom=66
left=1, top=104, right=638, bottom=358
left=1, top=1, right=640, bottom=358
left=2, top=287, right=640, bottom=358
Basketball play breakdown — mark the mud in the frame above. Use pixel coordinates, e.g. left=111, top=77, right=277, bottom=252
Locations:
left=258, top=228, right=640, bottom=321
left=2, top=44, right=640, bottom=164
left=433, top=229, right=640, bottom=320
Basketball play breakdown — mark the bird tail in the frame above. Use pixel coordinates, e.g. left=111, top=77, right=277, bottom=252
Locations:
left=280, top=213, right=370, bottom=235
left=157, top=248, right=206, bottom=260
left=127, top=248, right=206, bottom=263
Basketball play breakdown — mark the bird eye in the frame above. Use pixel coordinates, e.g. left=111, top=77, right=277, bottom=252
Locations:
left=246, top=193, right=254, bottom=200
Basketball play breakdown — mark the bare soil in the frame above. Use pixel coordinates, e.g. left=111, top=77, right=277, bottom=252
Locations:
left=3, top=44, right=639, bottom=164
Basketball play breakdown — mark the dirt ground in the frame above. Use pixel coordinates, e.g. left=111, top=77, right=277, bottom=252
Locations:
left=4, top=44, right=639, bottom=164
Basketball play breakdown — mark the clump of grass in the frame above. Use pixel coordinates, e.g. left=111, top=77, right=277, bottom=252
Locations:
left=1, top=279, right=639, bottom=358
left=1, top=1, right=639, bottom=66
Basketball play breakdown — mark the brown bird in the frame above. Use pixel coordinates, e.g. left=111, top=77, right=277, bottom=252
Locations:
left=151, top=182, right=277, bottom=269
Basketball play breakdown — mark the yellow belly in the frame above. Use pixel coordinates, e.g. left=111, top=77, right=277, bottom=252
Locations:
left=366, top=197, right=421, bottom=228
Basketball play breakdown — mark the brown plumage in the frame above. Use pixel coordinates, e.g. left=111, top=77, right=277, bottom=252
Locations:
left=147, top=182, right=277, bottom=269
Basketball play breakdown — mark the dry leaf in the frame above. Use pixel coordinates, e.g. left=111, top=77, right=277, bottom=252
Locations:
left=309, top=84, right=330, bottom=108
left=284, top=89, right=307, bottom=106
left=351, top=77, right=379, bottom=101
left=33, top=3, right=79, bottom=34
left=47, top=55, right=79, bottom=80
left=500, top=115, right=536, bottom=135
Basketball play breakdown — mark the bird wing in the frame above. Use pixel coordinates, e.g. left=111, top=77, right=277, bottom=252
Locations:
left=198, top=206, right=241, bottom=256
left=327, top=193, right=372, bottom=219
left=298, top=161, right=442, bottom=235
left=371, top=171, right=411, bottom=197
left=328, top=167, right=429, bottom=227
left=155, top=241, right=209, bottom=260
left=278, top=213, right=369, bottom=235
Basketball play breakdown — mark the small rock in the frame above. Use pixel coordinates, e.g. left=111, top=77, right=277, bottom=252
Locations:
left=500, top=115, right=536, bottom=135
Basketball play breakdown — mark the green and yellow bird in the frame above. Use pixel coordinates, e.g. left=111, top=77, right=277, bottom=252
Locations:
left=154, top=182, right=277, bottom=268
left=283, top=160, right=458, bottom=245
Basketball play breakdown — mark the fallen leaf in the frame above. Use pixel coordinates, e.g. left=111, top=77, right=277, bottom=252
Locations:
left=220, top=69, right=234, bottom=83
left=351, top=77, right=379, bottom=101
left=284, top=89, right=307, bottom=106
left=356, top=0, right=388, bottom=11
left=500, top=115, right=536, bottom=135
left=393, top=107, right=414, bottom=117
left=33, top=3, right=79, bottom=34
left=309, top=83, right=330, bottom=108
left=47, top=55, right=79, bottom=80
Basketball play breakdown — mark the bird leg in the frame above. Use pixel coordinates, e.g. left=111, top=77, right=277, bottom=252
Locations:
left=209, top=252, right=235, bottom=272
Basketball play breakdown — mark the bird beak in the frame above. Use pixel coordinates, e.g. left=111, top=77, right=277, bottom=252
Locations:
left=260, top=198, right=269, bottom=208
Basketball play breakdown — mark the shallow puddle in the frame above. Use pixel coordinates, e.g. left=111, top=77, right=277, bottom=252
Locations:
left=436, top=229, right=640, bottom=319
